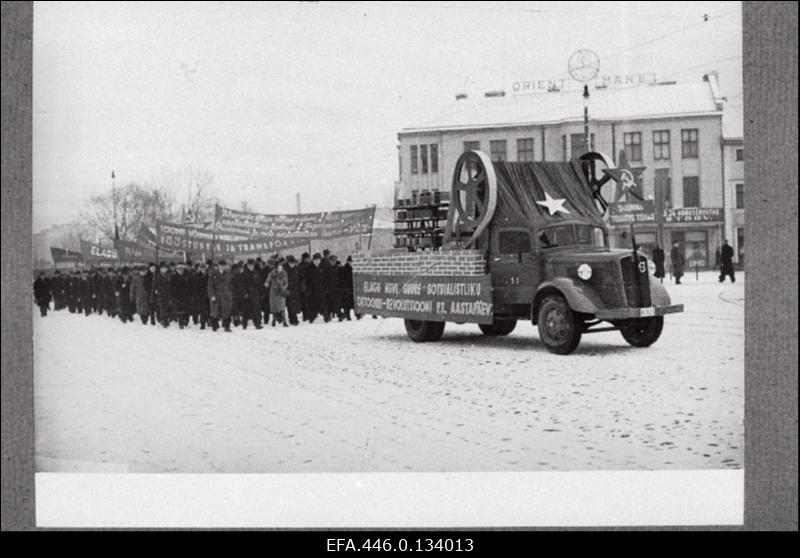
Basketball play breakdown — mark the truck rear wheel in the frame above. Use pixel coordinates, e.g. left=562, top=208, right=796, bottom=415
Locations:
left=537, top=295, right=582, bottom=355
left=478, top=318, right=517, bottom=336
left=404, top=319, right=445, bottom=342
left=620, top=317, right=663, bottom=347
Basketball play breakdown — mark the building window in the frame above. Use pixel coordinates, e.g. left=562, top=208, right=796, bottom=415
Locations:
left=430, top=144, right=438, bottom=173
left=735, top=183, right=744, bottom=209
left=517, top=138, right=535, bottom=161
left=623, top=132, right=642, bottom=161
left=463, top=141, right=480, bottom=153
left=420, top=144, right=428, bottom=174
left=736, top=148, right=744, bottom=161
left=655, top=168, right=671, bottom=207
left=562, top=135, right=567, bottom=161
left=681, top=129, right=699, bottom=158
left=653, top=130, right=670, bottom=160
left=490, top=140, right=507, bottom=162
left=410, top=145, right=418, bottom=174
left=570, top=133, right=593, bottom=158
left=683, top=176, right=700, bottom=207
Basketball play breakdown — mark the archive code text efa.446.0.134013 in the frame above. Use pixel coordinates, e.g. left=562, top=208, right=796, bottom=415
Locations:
left=353, top=150, right=683, bottom=355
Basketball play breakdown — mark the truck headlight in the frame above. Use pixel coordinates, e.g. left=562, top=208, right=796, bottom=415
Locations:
left=577, top=263, right=592, bottom=280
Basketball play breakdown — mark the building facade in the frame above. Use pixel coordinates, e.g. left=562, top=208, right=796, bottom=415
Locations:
left=722, top=137, right=745, bottom=266
left=396, top=74, right=743, bottom=269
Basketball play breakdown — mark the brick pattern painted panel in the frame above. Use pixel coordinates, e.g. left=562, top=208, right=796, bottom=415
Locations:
left=352, top=249, right=487, bottom=276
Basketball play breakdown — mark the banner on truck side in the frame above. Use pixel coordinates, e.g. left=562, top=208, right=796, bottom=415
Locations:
left=353, top=273, right=494, bottom=324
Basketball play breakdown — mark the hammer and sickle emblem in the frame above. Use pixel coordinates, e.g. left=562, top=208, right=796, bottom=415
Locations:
left=620, top=169, right=636, bottom=191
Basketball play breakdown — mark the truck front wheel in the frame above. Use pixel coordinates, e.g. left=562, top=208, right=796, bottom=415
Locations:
left=619, top=317, right=663, bottom=347
left=404, top=319, right=445, bottom=342
left=478, top=318, right=517, bottom=336
left=537, top=295, right=582, bottom=355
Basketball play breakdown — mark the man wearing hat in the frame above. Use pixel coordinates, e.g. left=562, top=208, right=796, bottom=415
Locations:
left=192, top=261, right=211, bottom=329
left=239, top=258, right=264, bottom=329
left=130, top=265, right=151, bottom=325
left=171, top=262, right=194, bottom=329
left=33, top=271, right=52, bottom=317
left=152, top=262, right=173, bottom=327
left=115, top=266, right=134, bottom=323
left=208, top=258, right=233, bottom=332
left=284, top=255, right=301, bottom=326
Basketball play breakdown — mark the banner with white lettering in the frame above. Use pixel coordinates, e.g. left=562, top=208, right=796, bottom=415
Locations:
left=663, top=207, right=723, bottom=223
left=79, top=239, right=118, bottom=262
left=607, top=200, right=656, bottom=225
left=155, top=221, right=311, bottom=256
left=353, top=273, right=494, bottom=324
left=215, top=205, right=375, bottom=240
left=50, top=247, right=83, bottom=267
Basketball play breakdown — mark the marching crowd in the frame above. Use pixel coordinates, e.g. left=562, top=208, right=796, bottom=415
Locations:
left=33, top=250, right=362, bottom=332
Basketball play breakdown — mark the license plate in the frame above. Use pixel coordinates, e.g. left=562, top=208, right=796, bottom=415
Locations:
left=640, top=307, right=656, bottom=317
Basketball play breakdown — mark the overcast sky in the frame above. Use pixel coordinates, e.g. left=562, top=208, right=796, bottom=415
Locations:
left=32, top=0, right=742, bottom=232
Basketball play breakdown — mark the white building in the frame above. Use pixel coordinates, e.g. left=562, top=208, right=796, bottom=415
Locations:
left=396, top=73, right=744, bottom=268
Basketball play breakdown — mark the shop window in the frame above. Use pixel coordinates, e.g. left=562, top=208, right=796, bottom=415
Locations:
left=624, top=131, right=642, bottom=161
left=684, top=230, right=708, bottom=268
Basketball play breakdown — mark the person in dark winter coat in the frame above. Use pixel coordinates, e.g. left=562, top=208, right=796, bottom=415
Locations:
left=115, top=267, right=134, bottom=323
left=152, top=263, right=172, bottom=327
left=239, top=259, right=264, bottom=329
left=191, top=262, right=210, bottom=329
left=170, top=263, right=194, bottom=328
left=51, top=270, right=65, bottom=310
left=33, top=272, right=52, bottom=317
left=338, top=256, right=355, bottom=321
left=303, top=253, right=326, bottom=323
left=77, top=271, right=92, bottom=316
left=718, top=239, right=736, bottom=283
left=208, top=259, right=234, bottom=331
left=130, top=266, right=151, bottom=324
left=144, top=263, right=156, bottom=325
left=651, top=244, right=666, bottom=282
left=230, top=262, right=244, bottom=327
left=321, top=254, right=341, bottom=322
left=100, top=268, right=117, bottom=317
left=285, top=255, right=302, bottom=326
left=298, top=252, right=311, bottom=321
left=670, top=241, right=685, bottom=284
left=66, top=271, right=79, bottom=313
left=88, top=268, right=101, bottom=313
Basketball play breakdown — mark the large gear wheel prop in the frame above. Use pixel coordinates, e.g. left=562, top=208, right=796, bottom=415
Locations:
left=579, top=151, right=616, bottom=214
left=444, top=150, right=497, bottom=248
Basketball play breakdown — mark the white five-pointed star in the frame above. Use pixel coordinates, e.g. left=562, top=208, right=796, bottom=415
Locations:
left=536, top=191, right=571, bottom=216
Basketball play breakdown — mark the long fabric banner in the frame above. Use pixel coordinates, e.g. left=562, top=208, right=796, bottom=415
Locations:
left=155, top=221, right=310, bottom=256
left=214, top=205, right=376, bottom=240
left=79, top=239, right=118, bottom=262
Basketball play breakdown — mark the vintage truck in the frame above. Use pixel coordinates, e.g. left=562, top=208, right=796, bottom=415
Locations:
left=353, top=150, right=683, bottom=355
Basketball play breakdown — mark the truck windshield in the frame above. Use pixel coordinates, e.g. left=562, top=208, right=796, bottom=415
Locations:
left=539, top=225, right=606, bottom=248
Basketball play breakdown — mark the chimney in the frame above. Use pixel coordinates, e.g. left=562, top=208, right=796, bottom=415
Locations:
left=703, top=71, right=724, bottom=110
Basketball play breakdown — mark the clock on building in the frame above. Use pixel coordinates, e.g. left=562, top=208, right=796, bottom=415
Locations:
left=568, top=49, right=600, bottom=82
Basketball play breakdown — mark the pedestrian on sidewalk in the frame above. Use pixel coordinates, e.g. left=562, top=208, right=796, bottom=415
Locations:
left=651, top=244, right=666, bottom=283
left=670, top=240, right=685, bottom=285
left=33, top=271, right=52, bottom=317
left=719, top=239, right=736, bottom=283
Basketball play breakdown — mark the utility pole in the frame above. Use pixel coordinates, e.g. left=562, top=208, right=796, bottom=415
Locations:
left=111, top=170, right=119, bottom=240
left=583, top=85, right=591, bottom=152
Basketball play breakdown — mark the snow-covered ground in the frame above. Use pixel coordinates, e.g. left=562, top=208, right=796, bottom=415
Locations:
left=34, top=271, right=744, bottom=473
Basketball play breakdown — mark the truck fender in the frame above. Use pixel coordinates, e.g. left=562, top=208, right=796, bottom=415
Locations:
left=532, top=278, right=606, bottom=323
left=648, top=276, right=672, bottom=306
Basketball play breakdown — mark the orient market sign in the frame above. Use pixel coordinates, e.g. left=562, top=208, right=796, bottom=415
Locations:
left=511, top=73, right=657, bottom=93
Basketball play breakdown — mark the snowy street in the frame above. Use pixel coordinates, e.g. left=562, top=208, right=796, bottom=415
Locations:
left=34, top=272, right=744, bottom=473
